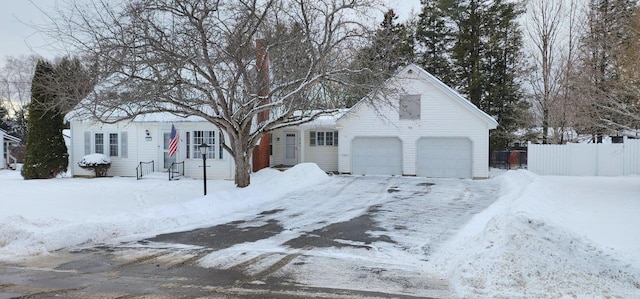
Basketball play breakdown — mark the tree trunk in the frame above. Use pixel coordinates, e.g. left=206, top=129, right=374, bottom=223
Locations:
left=232, top=138, right=253, bottom=188
left=542, top=107, right=549, bottom=144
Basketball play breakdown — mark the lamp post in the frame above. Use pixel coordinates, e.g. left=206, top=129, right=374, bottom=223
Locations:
left=199, top=143, right=210, bottom=195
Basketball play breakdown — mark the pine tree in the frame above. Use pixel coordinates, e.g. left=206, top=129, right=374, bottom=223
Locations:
left=21, top=60, right=69, bottom=179
left=482, top=0, right=530, bottom=149
left=416, top=0, right=529, bottom=149
left=415, top=0, right=456, bottom=85
left=346, top=9, right=415, bottom=106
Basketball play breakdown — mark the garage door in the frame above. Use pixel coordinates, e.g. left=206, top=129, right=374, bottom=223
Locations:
left=417, top=137, right=472, bottom=178
left=352, top=137, right=402, bottom=175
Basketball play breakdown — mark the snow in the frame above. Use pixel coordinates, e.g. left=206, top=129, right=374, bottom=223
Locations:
left=1, top=164, right=639, bottom=297
left=77, top=153, right=112, bottom=166
left=432, top=170, right=640, bottom=298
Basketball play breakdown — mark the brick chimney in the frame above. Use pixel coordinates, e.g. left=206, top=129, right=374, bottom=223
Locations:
left=252, top=39, right=270, bottom=172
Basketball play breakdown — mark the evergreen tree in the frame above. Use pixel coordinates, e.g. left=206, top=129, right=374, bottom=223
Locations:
left=346, top=9, right=415, bottom=106
left=482, top=0, right=530, bottom=149
left=21, top=60, right=68, bottom=179
left=416, top=0, right=456, bottom=85
left=416, top=0, right=529, bottom=149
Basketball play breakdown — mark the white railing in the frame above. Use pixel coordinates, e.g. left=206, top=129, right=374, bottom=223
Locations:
left=8, top=154, right=17, bottom=169
left=527, top=139, right=640, bottom=176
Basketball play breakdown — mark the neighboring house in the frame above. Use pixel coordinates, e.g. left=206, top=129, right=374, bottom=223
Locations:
left=65, top=113, right=235, bottom=179
left=270, top=64, right=498, bottom=179
left=1, top=128, right=21, bottom=170
left=68, top=64, right=497, bottom=179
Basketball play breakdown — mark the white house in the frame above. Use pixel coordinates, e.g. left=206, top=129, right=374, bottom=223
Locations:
left=66, top=113, right=235, bottom=179
left=270, top=110, right=346, bottom=172
left=270, top=64, right=498, bottom=179
left=68, top=64, right=497, bottom=179
left=1, top=128, right=20, bottom=170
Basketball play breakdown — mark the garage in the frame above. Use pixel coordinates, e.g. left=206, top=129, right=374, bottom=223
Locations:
left=352, top=137, right=402, bottom=175
left=416, top=137, right=472, bottom=178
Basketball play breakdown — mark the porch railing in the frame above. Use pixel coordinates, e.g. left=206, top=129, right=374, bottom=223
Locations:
left=169, top=161, right=184, bottom=181
left=136, top=160, right=154, bottom=180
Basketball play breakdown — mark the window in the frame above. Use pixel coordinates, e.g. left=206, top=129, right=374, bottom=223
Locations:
left=317, top=131, right=325, bottom=146
left=94, top=133, right=104, bottom=154
left=189, top=130, right=225, bottom=159
left=109, top=133, right=119, bottom=156
left=85, top=131, right=127, bottom=157
left=399, top=94, right=421, bottom=120
left=310, top=131, right=338, bottom=147
left=326, top=131, right=334, bottom=146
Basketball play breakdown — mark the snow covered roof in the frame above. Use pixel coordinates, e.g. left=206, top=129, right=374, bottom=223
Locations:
left=1, top=128, right=20, bottom=143
left=297, top=109, right=349, bottom=129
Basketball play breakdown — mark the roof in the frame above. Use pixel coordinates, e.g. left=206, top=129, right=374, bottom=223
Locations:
left=0, top=128, right=21, bottom=143
left=337, top=64, right=499, bottom=129
left=297, top=109, right=349, bottom=129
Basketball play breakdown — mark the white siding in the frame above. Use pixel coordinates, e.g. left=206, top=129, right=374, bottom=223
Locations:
left=69, top=120, right=234, bottom=179
left=270, top=126, right=339, bottom=172
left=70, top=120, right=141, bottom=177
left=0, top=130, right=5, bottom=168
left=338, top=72, right=491, bottom=178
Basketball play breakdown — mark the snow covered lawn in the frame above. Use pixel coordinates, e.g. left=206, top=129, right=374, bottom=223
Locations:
left=0, top=164, right=639, bottom=298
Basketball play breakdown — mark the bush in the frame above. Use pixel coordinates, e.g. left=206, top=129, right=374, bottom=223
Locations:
left=78, top=154, right=112, bottom=177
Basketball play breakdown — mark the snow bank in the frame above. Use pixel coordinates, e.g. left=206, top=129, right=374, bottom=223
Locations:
left=432, top=170, right=640, bottom=298
left=0, top=163, right=328, bottom=262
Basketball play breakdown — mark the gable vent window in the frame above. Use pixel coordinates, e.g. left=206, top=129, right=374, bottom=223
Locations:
left=399, top=94, right=421, bottom=120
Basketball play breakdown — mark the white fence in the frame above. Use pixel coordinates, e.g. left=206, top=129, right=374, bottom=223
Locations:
left=527, top=139, right=640, bottom=176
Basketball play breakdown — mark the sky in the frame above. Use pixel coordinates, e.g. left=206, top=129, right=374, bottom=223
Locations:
left=1, top=163, right=639, bottom=297
left=0, top=0, right=421, bottom=60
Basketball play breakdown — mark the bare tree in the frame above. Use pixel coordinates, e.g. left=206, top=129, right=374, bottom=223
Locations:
left=572, top=0, right=640, bottom=139
left=0, top=55, right=39, bottom=139
left=0, top=56, right=38, bottom=113
left=43, top=0, right=382, bottom=187
left=526, top=0, right=570, bottom=144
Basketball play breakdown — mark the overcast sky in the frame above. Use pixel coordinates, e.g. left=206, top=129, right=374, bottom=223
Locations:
left=0, top=0, right=421, bottom=60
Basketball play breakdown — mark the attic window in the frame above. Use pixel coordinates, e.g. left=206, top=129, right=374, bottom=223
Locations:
left=399, top=94, right=421, bottom=120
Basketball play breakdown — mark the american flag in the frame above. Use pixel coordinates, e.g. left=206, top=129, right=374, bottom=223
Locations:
left=168, top=124, right=179, bottom=157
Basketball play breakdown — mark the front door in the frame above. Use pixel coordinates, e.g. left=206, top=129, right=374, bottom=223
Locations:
left=284, top=132, right=297, bottom=166
left=163, top=131, right=176, bottom=169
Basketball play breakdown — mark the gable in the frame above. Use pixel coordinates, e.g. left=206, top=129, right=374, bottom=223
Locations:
left=338, top=64, right=498, bottom=129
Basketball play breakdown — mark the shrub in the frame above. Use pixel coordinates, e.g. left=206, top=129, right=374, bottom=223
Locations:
left=78, top=154, right=112, bottom=177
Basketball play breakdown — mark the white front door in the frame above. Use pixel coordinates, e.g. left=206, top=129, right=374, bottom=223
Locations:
left=284, top=132, right=297, bottom=166
left=163, top=131, right=176, bottom=169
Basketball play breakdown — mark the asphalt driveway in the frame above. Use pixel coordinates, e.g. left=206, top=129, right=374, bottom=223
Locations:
left=0, top=175, right=498, bottom=298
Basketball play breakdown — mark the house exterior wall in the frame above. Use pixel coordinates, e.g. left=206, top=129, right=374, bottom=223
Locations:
left=270, top=126, right=339, bottom=172
left=337, top=70, right=492, bottom=178
left=69, top=120, right=234, bottom=179
left=0, top=130, right=5, bottom=169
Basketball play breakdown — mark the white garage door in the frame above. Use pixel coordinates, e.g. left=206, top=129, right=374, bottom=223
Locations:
left=352, top=137, right=402, bottom=175
left=417, top=137, right=472, bottom=178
